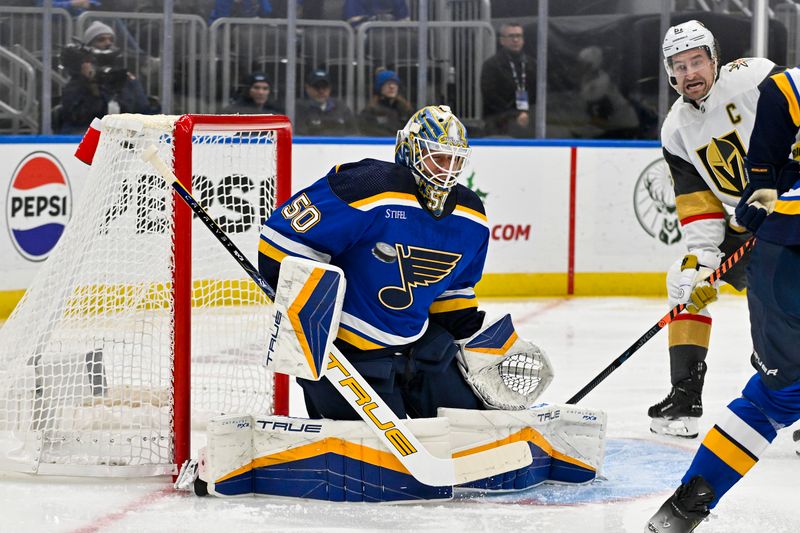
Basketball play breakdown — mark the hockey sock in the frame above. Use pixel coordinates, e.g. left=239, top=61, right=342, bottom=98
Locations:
left=668, top=314, right=711, bottom=385
left=682, top=374, right=800, bottom=508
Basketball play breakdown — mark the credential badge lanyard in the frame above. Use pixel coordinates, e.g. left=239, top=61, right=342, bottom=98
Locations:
left=509, top=57, right=529, bottom=111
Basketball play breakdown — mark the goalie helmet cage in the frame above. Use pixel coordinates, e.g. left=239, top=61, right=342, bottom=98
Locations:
left=0, top=114, right=291, bottom=477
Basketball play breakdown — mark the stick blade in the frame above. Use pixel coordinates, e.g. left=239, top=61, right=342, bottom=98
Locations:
left=452, top=441, right=532, bottom=484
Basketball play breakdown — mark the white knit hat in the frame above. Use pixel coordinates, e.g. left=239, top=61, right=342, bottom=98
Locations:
left=83, top=21, right=115, bottom=46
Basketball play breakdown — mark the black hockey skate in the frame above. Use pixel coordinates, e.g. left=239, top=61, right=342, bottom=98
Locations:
left=645, top=475, right=714, bottom=532
left=648, top=362, right=706, bottom=438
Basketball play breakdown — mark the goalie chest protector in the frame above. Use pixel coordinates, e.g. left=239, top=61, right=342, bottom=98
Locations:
left=260, top=158, right=489, bottom=350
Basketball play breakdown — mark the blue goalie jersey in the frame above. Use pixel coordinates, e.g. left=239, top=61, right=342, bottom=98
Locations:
left=258, top=158, right=489, bottom=350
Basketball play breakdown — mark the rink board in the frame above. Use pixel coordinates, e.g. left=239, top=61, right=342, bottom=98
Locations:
left=0, top=137, right=736, bottom=316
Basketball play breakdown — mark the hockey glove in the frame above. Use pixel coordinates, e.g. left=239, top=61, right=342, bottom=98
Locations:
left=678, top=251, right=721, bottom=314
left=736, top=185, right=777, bottom=232
left=736, top=160, right=779, bottom=232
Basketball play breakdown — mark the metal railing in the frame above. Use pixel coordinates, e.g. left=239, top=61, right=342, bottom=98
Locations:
left=776, top=3, right=800, bottom=66
left=10, top=43, right=69, bottom=89
left=75, top=11, right=208, bottom=114
left=355, top=20, right=494, bottom=121
left=0, top=6, right=72, bottom=55
left=209, top=18, right=355, bottom=114
left=0, top=46, right=37, bottom=133
left=444, top=0, right=491, bottom=22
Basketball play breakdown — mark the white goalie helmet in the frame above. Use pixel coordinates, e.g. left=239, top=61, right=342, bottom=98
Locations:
left=395, top=105, right=471, bottom=215
left=662, top=20, right=719, bottom=93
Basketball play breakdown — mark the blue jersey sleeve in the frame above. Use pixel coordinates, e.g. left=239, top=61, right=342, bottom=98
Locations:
left=748, top=73, right=800, bottom=172
left=745, top=68, right=800, bottom=245
left=258, top=174, right=374, bottom=286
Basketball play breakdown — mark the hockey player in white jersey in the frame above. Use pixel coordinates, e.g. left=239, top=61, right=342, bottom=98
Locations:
left=648, top=20, right=784, bottom=438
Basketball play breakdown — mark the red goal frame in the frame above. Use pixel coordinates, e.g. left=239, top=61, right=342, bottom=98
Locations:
left=171, top=114, right=292, bottom=473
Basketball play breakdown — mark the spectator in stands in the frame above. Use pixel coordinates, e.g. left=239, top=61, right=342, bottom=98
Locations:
left=480, top=22, right=535, bottom=137
left=56, top=38, right=153, bottom=133
left=344, top=0, right=409, bottom=27
left=81, top=21, right=157, bottom=115
left=37, top=0, right=99, bottom=17
left=357, top=68, right=413, bottom=137
left=84, top=20, right=116, bottom=50
left=223, top=71, right=282, bottom=114
left=208, top=0, right=272, bottom=24
left=575, top=45, right=640, bottom=139
left=295, top=68, right=357, bottom=136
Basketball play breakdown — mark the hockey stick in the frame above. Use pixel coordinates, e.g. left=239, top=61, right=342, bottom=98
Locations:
left=142, top=145, right=532, bottom=487
left=566, top=236, right=756, bottom=405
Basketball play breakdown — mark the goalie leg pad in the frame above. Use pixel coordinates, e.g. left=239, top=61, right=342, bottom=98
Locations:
left=198, top=414, right=453, bottom=502
left=440, top=405, right=606, bottom=491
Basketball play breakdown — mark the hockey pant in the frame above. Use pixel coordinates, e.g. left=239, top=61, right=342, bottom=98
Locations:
left=299, top=321, right=483, bottom=420
left=746, top=240, right=800, bottom=389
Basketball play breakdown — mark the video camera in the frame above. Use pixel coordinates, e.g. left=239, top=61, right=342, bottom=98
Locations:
left=59, top=42, right=128, bottom=88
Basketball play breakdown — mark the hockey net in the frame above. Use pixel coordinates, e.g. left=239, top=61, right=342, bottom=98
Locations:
left=0, top=114, right=291, bottom=476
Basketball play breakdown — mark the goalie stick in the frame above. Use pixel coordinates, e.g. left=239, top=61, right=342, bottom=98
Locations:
left=142, top=145, right=532, bottom=487
left=567, top=237, right=756, bottom=405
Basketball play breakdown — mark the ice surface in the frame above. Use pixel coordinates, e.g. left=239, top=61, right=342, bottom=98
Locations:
left=2, top=296, right=798, bottom=532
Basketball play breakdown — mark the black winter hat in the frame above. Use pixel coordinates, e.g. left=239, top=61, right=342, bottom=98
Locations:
left=307, top=68, right=331, bottom=87
left=245, top=72, right=271, bottom=87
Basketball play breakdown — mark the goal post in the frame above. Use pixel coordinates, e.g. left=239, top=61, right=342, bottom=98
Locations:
left=171, top=114, right=291, bottom=475
left=0, top=114, right=291, bottom=477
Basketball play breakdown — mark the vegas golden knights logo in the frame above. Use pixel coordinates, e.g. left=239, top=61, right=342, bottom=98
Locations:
left=696, top=130, right=748, bottom=197
left=379, top=245, right=461, bottom=310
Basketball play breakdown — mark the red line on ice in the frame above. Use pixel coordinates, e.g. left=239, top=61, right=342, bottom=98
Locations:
left=515, top=298, right=570, bottom=324
left=70, top=487, right=174, bottom=533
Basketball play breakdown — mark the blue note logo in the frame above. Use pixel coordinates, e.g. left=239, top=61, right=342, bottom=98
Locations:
left=6, top=152, right=72, bottom=262
left=378, top=244, right=461, bottom=310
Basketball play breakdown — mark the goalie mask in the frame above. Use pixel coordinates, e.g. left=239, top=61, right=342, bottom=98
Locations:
left=662, top=20, right=719, bottom=100
left=395, top=105, right=471, bottom=216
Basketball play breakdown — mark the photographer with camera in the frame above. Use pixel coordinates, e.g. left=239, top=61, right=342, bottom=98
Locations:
left=57, top=22, right=155, bottom=133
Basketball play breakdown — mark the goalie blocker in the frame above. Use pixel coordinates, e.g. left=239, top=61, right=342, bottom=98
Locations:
left=181, top=403, right=606, bottom=502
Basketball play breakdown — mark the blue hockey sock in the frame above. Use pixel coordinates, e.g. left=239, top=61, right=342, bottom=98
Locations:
left=681, top=374, right=800, bottom=508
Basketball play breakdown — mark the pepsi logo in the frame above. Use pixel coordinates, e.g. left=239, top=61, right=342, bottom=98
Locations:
left=6, top=151, right=72, bottom=262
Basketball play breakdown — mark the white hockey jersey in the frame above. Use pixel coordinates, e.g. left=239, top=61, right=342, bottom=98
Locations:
left=660, top=57, right=780, bottom=252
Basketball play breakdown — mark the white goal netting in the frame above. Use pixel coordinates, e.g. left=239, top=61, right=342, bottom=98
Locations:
left=0, top=114, right=289, bottom=476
